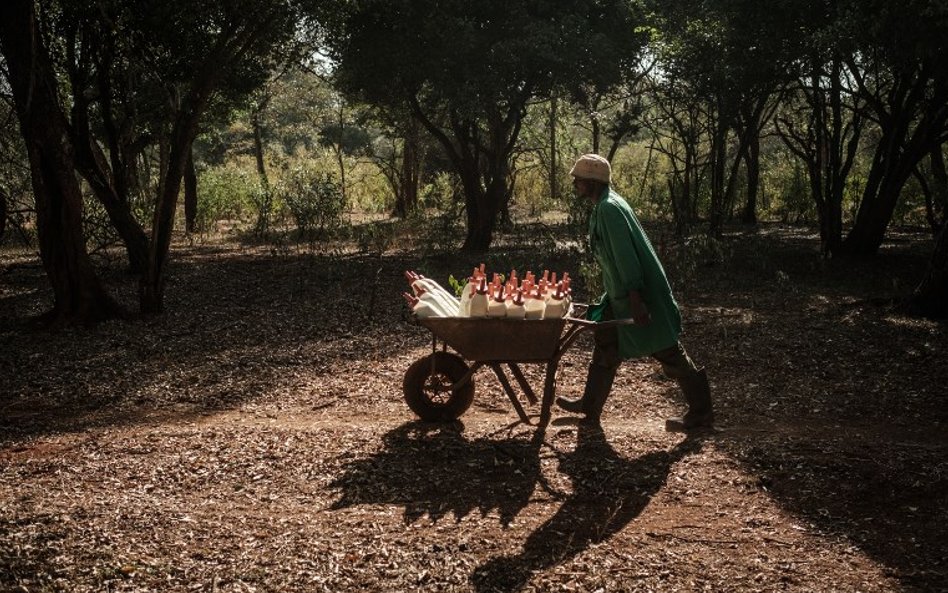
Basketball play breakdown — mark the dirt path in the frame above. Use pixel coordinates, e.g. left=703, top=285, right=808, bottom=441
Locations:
left=2, top=228, right=946, bottom=592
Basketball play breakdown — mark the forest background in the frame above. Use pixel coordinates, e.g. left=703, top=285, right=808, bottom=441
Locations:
left=0, top=0, right=946, bottom=322
left=2, top=2, right=948, bottom=592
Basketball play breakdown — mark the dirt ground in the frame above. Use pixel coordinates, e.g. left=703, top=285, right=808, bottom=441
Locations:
left=1, top=224, right=946, bottom=593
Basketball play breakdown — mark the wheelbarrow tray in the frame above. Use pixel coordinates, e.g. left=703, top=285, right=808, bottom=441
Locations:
left=416, top=317, right=568, bottom=362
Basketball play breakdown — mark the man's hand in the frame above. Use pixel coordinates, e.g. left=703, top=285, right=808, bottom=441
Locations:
left=628, top=290, right=651, bottom=326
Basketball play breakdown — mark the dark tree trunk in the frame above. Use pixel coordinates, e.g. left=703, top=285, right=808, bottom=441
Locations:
left=925, top=145, right=948, bottom=234
left=741, top=132, right=760, bottom=224
left=903, top=221, right=948, bottom=319
left=140, top=109, right=206, bottom=314
left=251, top=109, right=268, bottom=188
left=549, top=97, right=558, bottom=202
left=393, top=116, right=421, bottom=218
left=0, top=190, right=7, bottom=242
left=71, top=122, right=149, bottom=272
left=137, top=13, right=276, bottom=314
left=184, top=147, right=198, bottom=233
left=777, top=57, right=861, bottom=258
left=456, top=160, right=501, bottom=252
left=403, top=123, right=420, bottom=213
left=843, top=155, right=917, bottom=255
left=708, top=114, right=728, bottom=237
left=0, top=0, right=121, bottom=324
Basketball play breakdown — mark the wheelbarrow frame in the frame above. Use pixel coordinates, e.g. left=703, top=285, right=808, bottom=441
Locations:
left=409, top=306, right=636, bottom=427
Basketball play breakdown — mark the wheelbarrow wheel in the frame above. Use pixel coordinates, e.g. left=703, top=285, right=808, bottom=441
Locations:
left=403, top=352, right=474, bottom=422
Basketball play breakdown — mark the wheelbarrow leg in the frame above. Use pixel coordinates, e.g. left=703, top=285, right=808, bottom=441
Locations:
left=538, top=361, right=559, bottom=428
left=507, top=363, right=538, bottom=405
left=489, top=363, right=532, bottom=425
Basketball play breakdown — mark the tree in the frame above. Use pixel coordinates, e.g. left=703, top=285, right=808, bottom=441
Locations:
left=649, top=0, right=808, bottom=235
left=842, top=0, right=948, bottom=255
left=58, top=0, right=152, bottom=273
left=115, top=0, right=301, bottom=313
left=640, top=72, right=707, bottom=234
left=0, top=0, right=121, bottom=324
left=776, top=55, right=865, bottom=257
left=327, top=0, right=649, bottom=250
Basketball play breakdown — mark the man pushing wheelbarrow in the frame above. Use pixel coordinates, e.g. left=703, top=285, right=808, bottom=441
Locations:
left=556, top=154, right=715, bottom=431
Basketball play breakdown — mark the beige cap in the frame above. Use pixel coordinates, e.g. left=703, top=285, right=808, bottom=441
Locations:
left=569, top=153, right=611, bottom=184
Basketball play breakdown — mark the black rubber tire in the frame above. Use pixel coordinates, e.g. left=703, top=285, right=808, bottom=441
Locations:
left=403, top=352, right=475, bottom=421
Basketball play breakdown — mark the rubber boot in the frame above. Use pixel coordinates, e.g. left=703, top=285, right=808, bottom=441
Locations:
left=665, top=368, right=714, bottom=431
left=556, top=364, right=616, bottom=424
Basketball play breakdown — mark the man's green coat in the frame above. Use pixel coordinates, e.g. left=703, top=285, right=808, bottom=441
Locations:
left=588, top=187, right=682, bottom=358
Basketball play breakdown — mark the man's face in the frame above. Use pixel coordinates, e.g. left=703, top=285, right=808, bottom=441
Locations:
left=572, top=177, right=597, bottom=201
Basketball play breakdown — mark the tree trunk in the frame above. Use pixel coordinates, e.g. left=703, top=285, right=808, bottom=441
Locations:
left=140, top=92, right=214, bottom=313
left=457, top=161, right=496, bottom=252
left=405, top=121, right=421, bottom=213
left=0, top=0, right=121, bottom=324
left=741, top=132, right=760, bottom=224
left=65, top=30, right=150, bottom=275
left=708, top=115, right=728, bottom=237
left=926, top=145, right=948, bottom=234
left=408, top=97, right=523, bottom=252
left=0, top=190, right=7, bottom=242
left=843, top=158, right=916, bottom=255
left=393, top=116, right=421, bottom=218
left=903, top=220, right=948, bottom=319
left=251, top=109, right=269, bottom=188
left=184, top=147, right=198, bottom=233
left=549, top=97, right=558, bottom=202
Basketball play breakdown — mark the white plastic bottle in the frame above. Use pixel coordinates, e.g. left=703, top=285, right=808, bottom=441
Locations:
left=506, top=288, right=526, bottom=319
left=458, top=265, right=485, bottom=317
left=487, top=283, right=507, bottom=317
left=414, top=288, right=456, bottom=317
left=468, top=276, right=490, bottom=318
left=403, top=292, right=441, bottom=318
left=524, top=285, right=546, bottom=320
left=405, top=271, right=460, bottom=315
left=544, top=282, right=569, bottom=319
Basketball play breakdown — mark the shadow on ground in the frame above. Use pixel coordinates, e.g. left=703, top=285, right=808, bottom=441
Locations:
left=717, top=429, right=948, bottom=593
left=328, top=421, right=552, bottom=526
left=328, top=420, right=703, bottom=593
left=470, top=427, right=702, bottom=592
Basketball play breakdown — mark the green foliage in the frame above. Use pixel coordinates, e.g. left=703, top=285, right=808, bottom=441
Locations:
left=196, top=167, right=261, bottom=233
left=414, top=204, right=466, bottom=255
left=325, top=0, right=649, bottom=249
left=354, top=220, right=396, bottom=256
left=578, top=259, right=604, bottom=302
left=670, top=234, right=733, bottom=283
left=347, top=160, right=393, bottom=214
left=773, top=161, right=816, bottom=224
left=278, top=165, right=346, bottom=239
left=447, top=274, right=465, bottom=298
left=249, top=184, right=278, bottom=236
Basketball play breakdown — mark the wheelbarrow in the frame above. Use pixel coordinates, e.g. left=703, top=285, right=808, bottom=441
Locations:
left=403, top=306, right=636, bottom=427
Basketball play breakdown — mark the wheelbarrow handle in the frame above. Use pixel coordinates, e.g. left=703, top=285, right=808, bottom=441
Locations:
left=564, top=302, right=640, bottom=329
left=564, top=316, right=639, bottom=328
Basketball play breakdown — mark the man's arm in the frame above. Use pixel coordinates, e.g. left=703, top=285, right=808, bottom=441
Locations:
left=628, top=289, right=651, bottom=326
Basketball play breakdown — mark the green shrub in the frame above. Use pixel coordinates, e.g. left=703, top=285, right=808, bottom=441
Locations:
left=279, top=166, right=346, bottom=239
left=249, top=184, right=278, bottom=236
left=196, top=167, right=260, bottom=232
left=355, top=220, right=397, bottom=255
